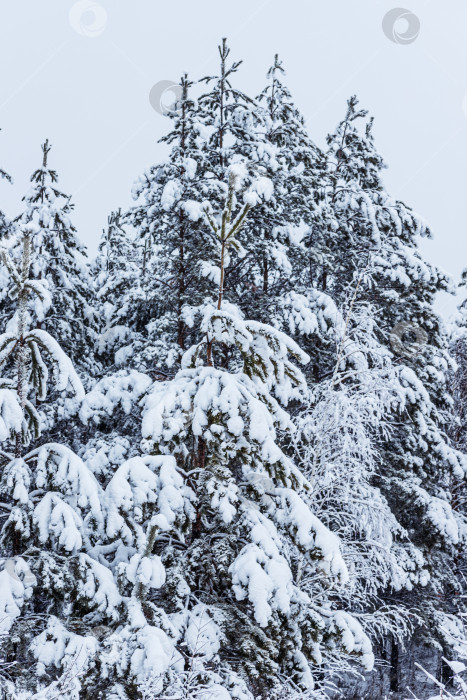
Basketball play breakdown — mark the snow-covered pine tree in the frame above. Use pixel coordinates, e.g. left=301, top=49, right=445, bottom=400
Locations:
left=198, top=39, right=265, bottom=175
left=321, top=95, right=389, bottom=308
left=217, top=54, right=324, bottom=327
left=75, top=209, right=149, bottom=489
left=14, top=139, right=97, bottom=380
left=93, top=208, right=143, bottom=368
left=104, top=46, right=306, bottom=375
left=122, top=74, right=216, bottom=374
left=245, top=55, right=342, bottom=386
left=123, top=45, right=280, bottom=376
left=0, top=226, right=118, bottom=699
left=253, top=54, right=323, bottom=299
left=89, top=165, right=376, bottom=700
left=196, top=42, right=294, bottom=321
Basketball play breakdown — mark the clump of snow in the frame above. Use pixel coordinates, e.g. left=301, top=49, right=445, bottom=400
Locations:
left=80, top=371, right=152, bottom=425
left=0, top=557, right=36, bottom=634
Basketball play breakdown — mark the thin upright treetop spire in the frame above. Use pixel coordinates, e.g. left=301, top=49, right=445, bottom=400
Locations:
left=42, top=138, right=51, bottom=168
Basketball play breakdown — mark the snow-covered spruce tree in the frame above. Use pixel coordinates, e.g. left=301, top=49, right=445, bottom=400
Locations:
left=319, top=96, right=466, bottom=691
left=0, top=226, right=116, bottom=698
left=14, top=139, right=97, bottom=379
left=90, top=166, right=375, bottom=700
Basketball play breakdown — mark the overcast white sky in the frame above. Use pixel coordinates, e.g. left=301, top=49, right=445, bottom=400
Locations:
left=0, top=1, right=466, bottom=316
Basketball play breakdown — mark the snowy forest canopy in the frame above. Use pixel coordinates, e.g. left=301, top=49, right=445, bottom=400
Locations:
left=0, top=39, right=466, bottom=700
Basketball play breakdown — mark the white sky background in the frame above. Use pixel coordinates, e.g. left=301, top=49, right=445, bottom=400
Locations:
left=0, top=0, right=466, bottom=317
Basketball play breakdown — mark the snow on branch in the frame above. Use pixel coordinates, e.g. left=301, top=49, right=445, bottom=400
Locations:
left=25, top=329, right=84, bottom=399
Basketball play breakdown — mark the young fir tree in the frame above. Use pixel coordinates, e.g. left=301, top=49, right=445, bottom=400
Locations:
left=14, top=140, right=97, bottom=380
left=82, top=166, right=376, bottom=700
left=0, top=225, right=117, bottom=699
